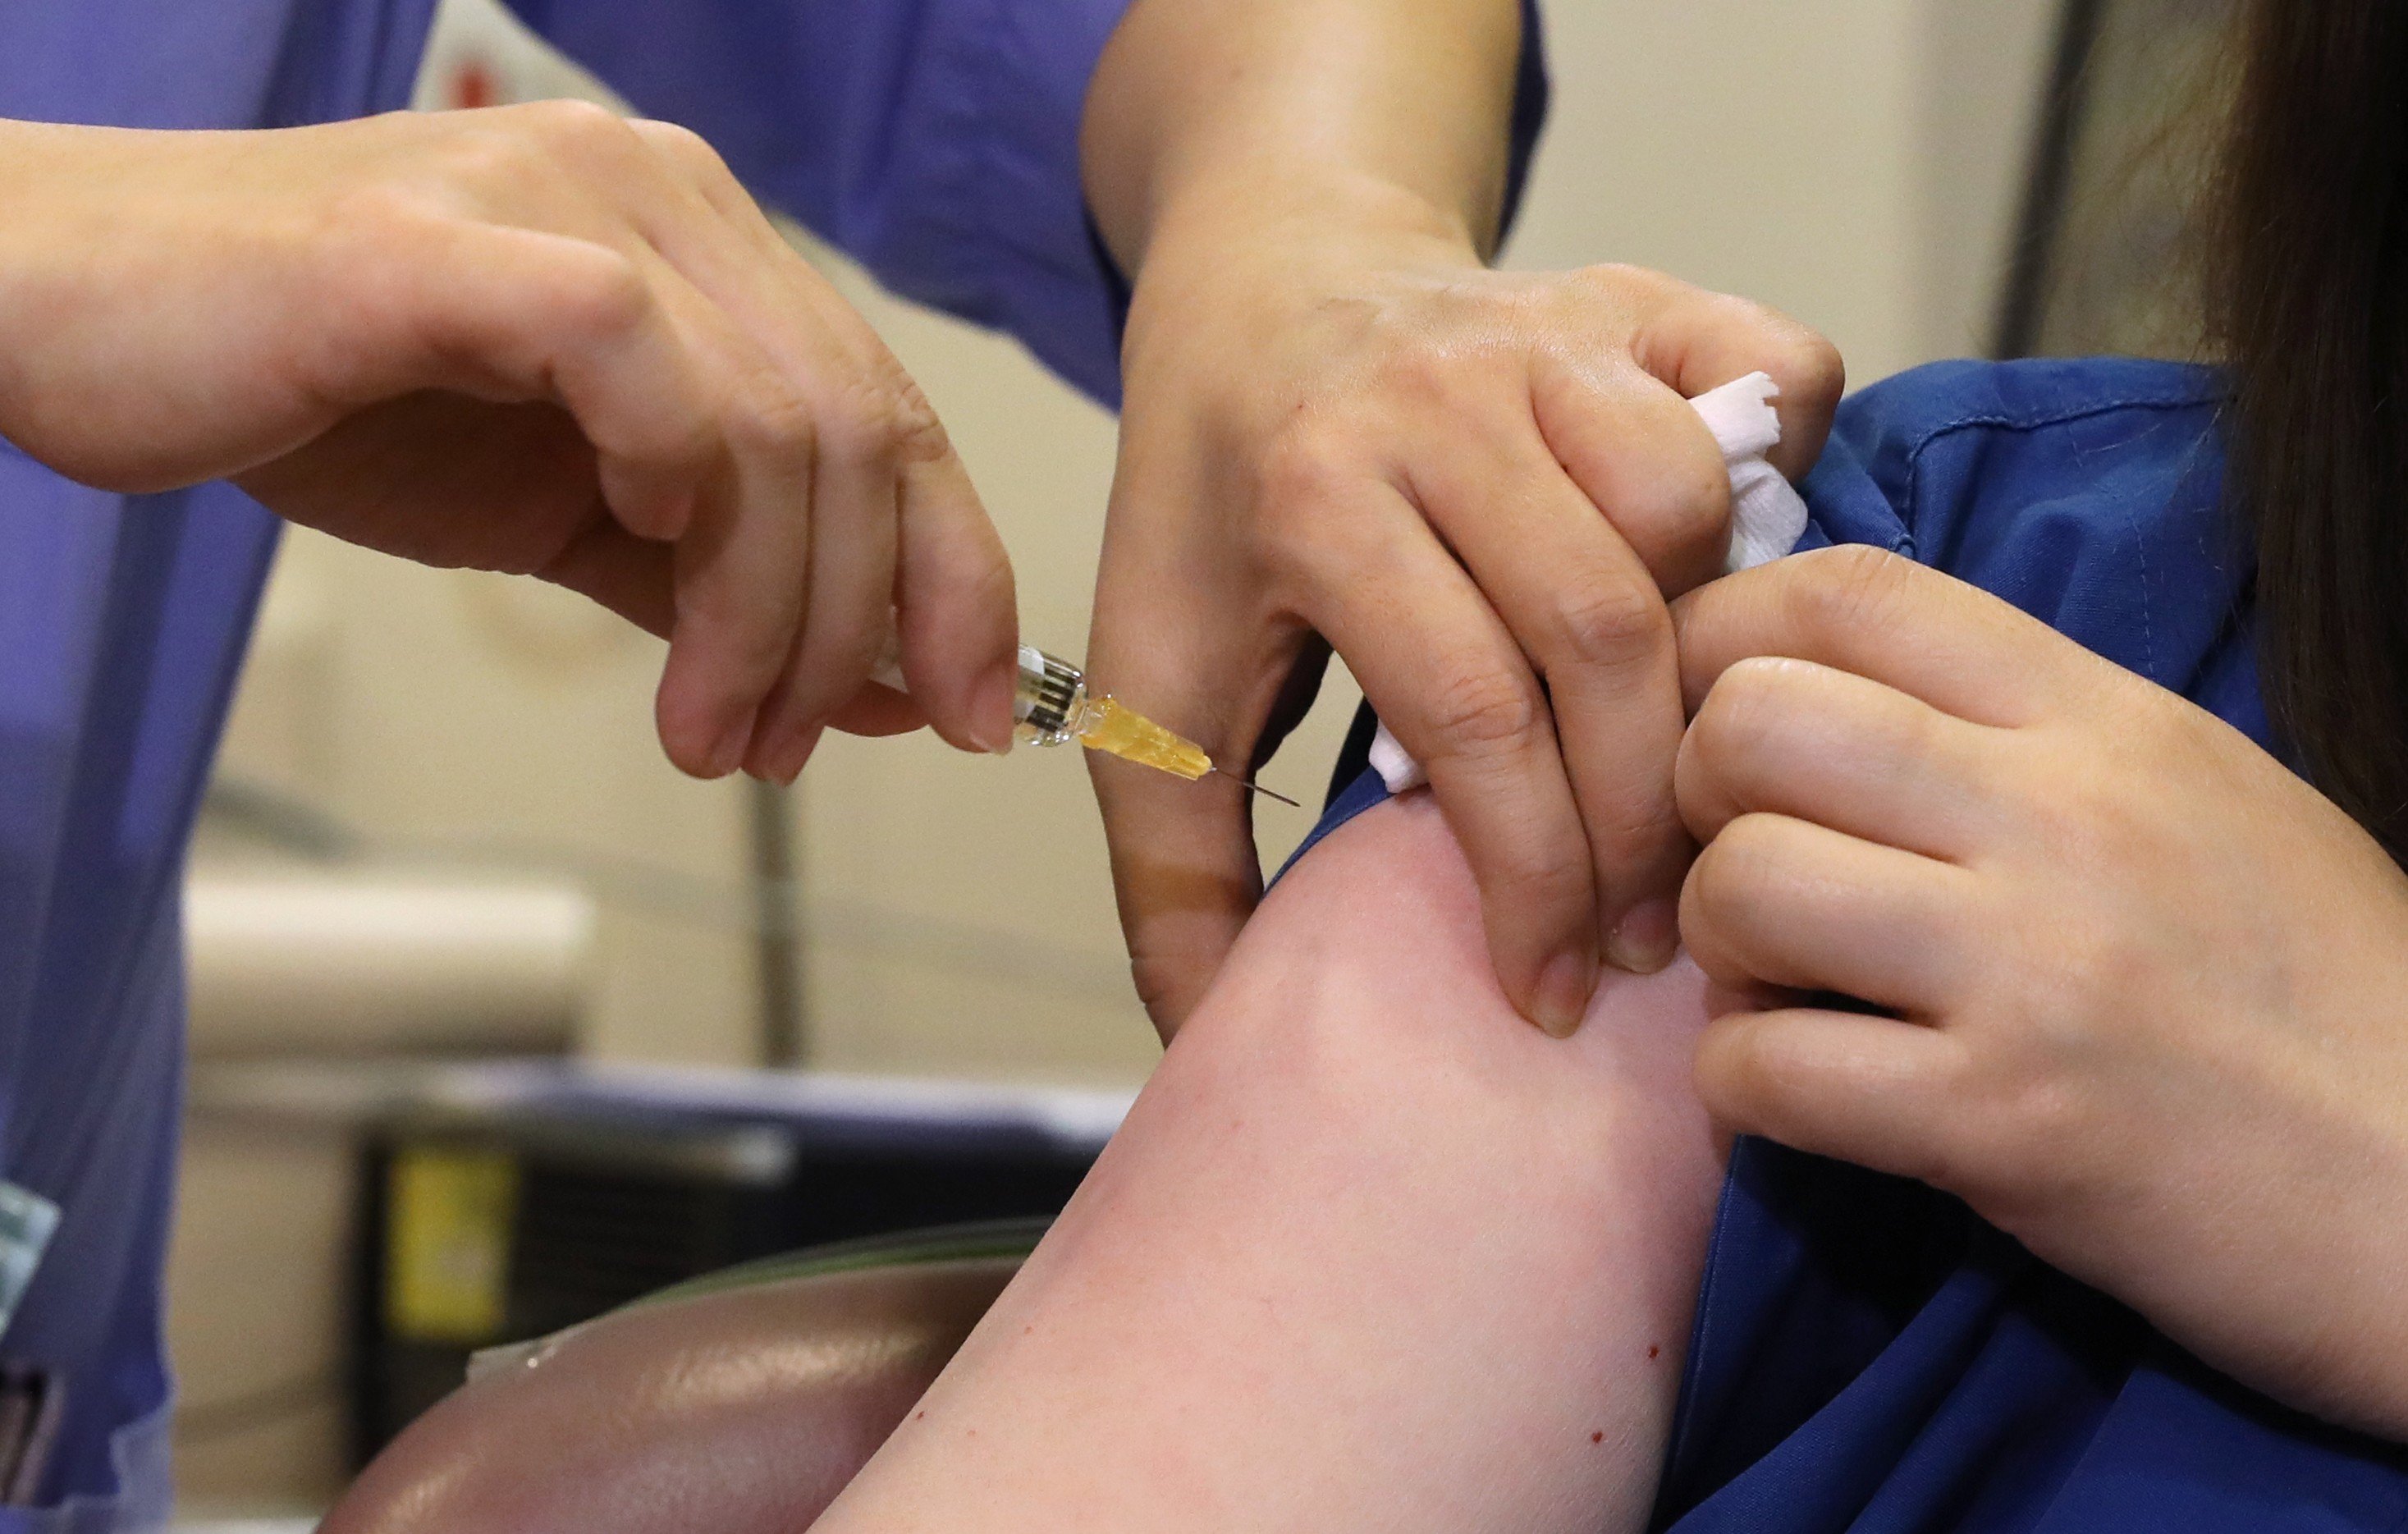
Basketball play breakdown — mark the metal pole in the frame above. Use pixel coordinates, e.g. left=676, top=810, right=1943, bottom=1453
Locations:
left=746, top=777, right=808, bottom=1067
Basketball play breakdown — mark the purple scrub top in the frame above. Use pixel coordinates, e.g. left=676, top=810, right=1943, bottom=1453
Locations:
left=0, top=0, right=1141, bottom=1520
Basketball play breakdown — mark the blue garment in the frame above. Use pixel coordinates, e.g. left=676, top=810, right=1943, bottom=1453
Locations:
left=0, top=3, right=1125, bottom=1525
left=1304, top=355, right=2408, bottom=1527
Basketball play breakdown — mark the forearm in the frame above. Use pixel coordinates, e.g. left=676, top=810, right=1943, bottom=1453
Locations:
left=1082, top=0, right=1525, bottom=275
left=812, top=793, right=1727, bottom=1531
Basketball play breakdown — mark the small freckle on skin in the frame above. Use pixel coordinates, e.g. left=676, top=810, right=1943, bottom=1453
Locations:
left=1591, top=1431, right=1605, bottom=1445
left=1647, top=1345, right=1660, bottom=1360
left=914, top=1411, right=924, bottom=1421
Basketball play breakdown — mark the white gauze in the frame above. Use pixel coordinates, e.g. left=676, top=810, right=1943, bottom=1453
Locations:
left=1366, top=371, right=1808, bottom=794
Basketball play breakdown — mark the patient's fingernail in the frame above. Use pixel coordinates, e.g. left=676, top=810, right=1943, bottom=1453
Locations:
left=1533, top=949, right=1599, bottom=1039
left=1606, top=898, right=1679, bottom=976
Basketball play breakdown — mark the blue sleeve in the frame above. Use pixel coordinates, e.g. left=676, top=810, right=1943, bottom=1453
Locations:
left=504, top=0, right=1551, bottom=410
left=499, top=0, right=1133, bottom=403
left=1794, top=356, right=2239, bottom=698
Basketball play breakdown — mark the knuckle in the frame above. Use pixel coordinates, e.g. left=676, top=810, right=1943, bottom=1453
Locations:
left=1954, top=1061, right=2084, bottom=1213
left=1893, top=1115, right=1984, bottom=1201
left=1699, top=1022, right=1833, bottom=1153
left=1682, top=823, right=1751, bottom=932
left=317, top=177, right=428, bottom=240
left=817, top=375, right=901, bottom=465
left=1702, top=286, right=1838, bottom=359
left=1126, top=948, right=1205, bottom=1039
left=1573, top=261, right=1673, bottom=309
left=1724, top=295, right=1846, bottom=412
left=1538, top=568, right=1669, bottom=672
left=2039, top=921, right=2143, bottom=1025
left=727, top=373, right=819, bottom=461
left=818, top=367, right=951, bottom=471
left=629, top=117, right=723, bottom=175
left=1420, top=662, right=1545, bottom=759
left=1692, top=657, right=1801, bottom=763
left=1787, top=544, right=1921, bottom=646
left=1696, top=1023, right=1776, bottom=1115
left=1690, top=811, right=1793, bottom=923
left=307, top=185, right=441, bottom=290
left=2024, top=751, right=2154, bottom=873
left=547, top=247, right=652, bottom=339
left=1776, top=326, right=1847, bottom=413
left=426, top=124, right=549, bottom=197
left=515, top=97, right=631, bottom=154
left=955, top=539, right=1018, bottom=620
left=1385, top=337, right=1477, bottom=404
left=1255, top=422, right=1362, bottom=526
left=880, top=372, right=955, bottom=468
left=1623, top=439, right=1734, bottom=546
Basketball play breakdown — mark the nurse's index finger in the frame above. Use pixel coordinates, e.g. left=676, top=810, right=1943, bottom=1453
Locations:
left=890, top=427, right=1019, bottom=756
left=617, top=116, right=1012, bottom=760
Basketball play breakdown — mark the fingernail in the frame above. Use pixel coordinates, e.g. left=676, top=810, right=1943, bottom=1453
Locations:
left=707, top=717, right=751, bottom=778
left=1531, top=948, right=1599, bottom=1039
left=1606, top=898, right=1680, bottom=976
left=972, top=658, right=1019, bottom=755
left=767, top=724, right=823, bottom=785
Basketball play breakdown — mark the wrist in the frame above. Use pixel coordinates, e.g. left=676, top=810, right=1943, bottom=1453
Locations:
left=1135, top=166, right=1486, bottom=288
left=1121, top=170, right=1488, bottom=378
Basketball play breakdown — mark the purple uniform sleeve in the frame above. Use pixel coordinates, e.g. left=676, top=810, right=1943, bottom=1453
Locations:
left=494, top=0, right=1136, bottom=403
left=505, top=0, right=1550, bottom=408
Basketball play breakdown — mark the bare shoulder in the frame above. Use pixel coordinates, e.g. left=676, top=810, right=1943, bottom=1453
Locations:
left=817, top=792, right=1728, bottom=1534
left=1196, top=790, right=1721, bottom=1125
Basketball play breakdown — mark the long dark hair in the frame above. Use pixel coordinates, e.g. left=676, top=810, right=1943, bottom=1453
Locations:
left=2210, top=0, right=2408, bottom=858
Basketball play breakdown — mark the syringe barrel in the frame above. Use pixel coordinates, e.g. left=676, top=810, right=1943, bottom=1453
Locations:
left=870, top=639, right=1094, bottom=747
left=1013, top=644, right=1093, bottom=747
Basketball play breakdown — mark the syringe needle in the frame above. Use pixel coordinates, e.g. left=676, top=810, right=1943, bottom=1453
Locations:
left=1210, top=765, right=1301, bottom=808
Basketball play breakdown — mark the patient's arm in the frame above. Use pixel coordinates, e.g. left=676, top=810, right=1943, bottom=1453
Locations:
left=814, top=792, right=1728, bottom=1532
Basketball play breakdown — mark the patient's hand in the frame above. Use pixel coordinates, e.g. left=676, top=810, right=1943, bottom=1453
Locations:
left=813, top=792, right=1727, bottom=1531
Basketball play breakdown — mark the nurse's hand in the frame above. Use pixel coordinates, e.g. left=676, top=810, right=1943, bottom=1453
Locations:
left=1092, top=209, right=1838, bottom=1037
left=0, top=110, right=1016, bottom=779
left=1671, top=546, right=2408, bottom=1440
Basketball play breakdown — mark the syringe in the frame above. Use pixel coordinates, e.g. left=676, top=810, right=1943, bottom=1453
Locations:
left=871, top=643, right=1298, bottom=806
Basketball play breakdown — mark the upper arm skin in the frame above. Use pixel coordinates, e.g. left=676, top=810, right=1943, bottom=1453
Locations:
left=813, top=792, right=1728, bottom=1532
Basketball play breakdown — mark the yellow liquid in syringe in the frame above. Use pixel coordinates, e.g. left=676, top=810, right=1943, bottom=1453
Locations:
left=1076, top=697, right=1213, bottom=781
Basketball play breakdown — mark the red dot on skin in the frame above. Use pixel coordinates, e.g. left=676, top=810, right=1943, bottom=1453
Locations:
left=1647, top=1345, right=1660, bottom=1360
left=449, top=60, right=498, bottom=110
left=1591, top=1431, right=1605, bottom=1445
left=913, top=1410, right=925, bottom=1421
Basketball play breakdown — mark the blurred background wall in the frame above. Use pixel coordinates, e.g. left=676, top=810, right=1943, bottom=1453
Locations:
left=169, top=0, right=2079, bottom=1516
